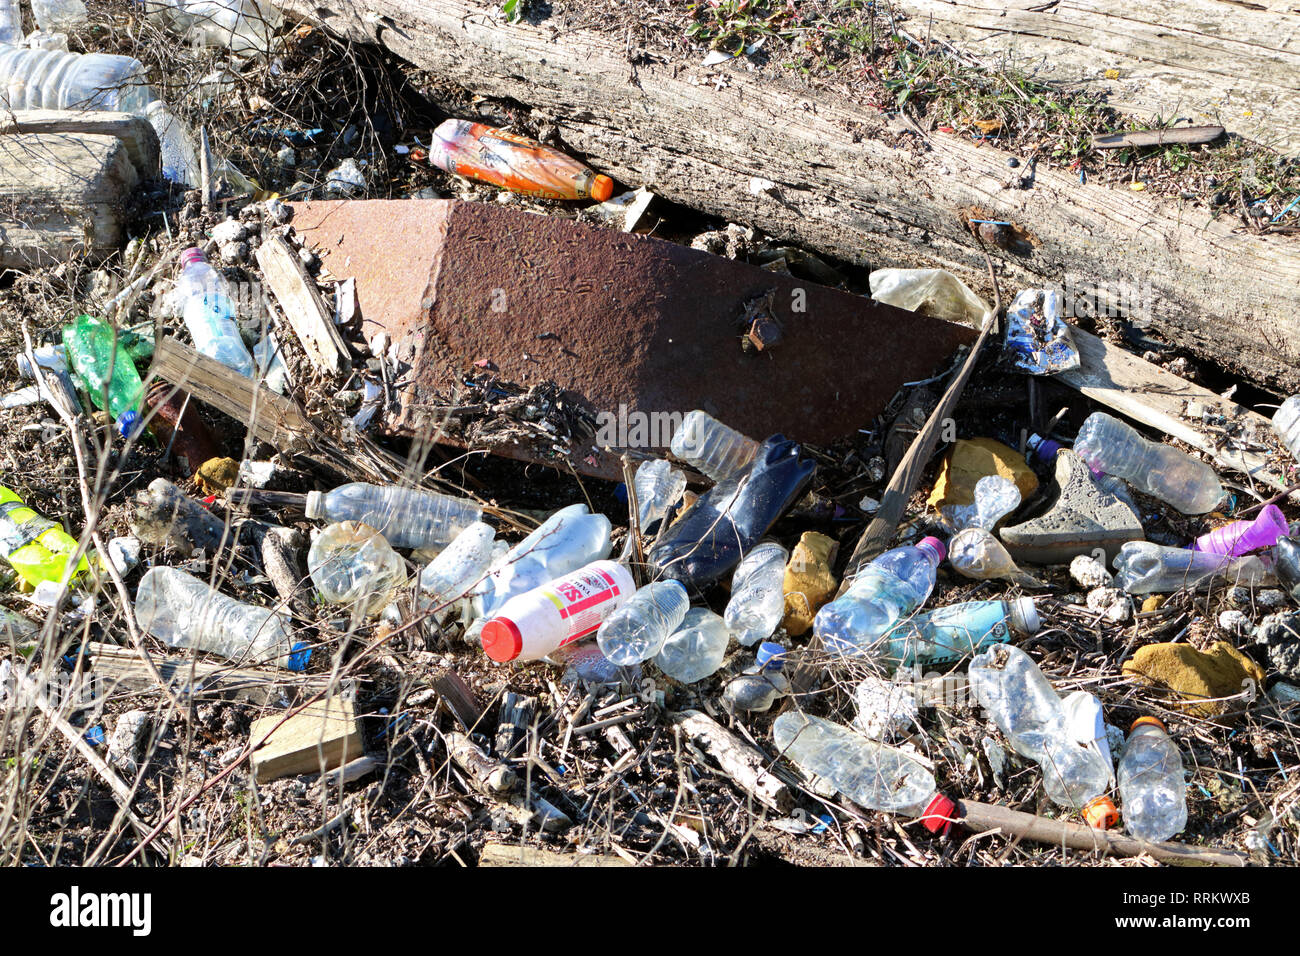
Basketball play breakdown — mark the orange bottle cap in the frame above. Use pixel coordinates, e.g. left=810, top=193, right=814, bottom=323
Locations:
left=591, top=175, right=614, bottom=202
left=1083, top=795, right=1119, bottom=830
left=1130, top=715, right=1166, bottom=733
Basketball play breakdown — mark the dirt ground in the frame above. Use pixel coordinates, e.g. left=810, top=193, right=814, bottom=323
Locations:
left=1, top=0, right=1298, bottom=868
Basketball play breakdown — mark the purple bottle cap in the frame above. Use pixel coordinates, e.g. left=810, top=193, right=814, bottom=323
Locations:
left=179, top=246, right=207, bottom=268
left=917, top=536, right=946, bottom=565
left=1026, top=433, right=1063, bottom=463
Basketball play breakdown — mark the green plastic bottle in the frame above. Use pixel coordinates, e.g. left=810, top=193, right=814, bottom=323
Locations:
left=0, top=486, right=89, bottom=587
left=62, top=314, right=145, bottom=431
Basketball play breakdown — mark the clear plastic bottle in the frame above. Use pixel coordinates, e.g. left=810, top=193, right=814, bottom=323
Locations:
left=596, top=579, right=690, bottom=665
left=473, top=503, right=611, bottom=618
left=1117, top=716, right=1187, bottom=842
left=32, top=0, right=87, bottom=33
left=1273, top=395, right=1300, bottom=461
left=633, top=458, right=686, bottom=530
left=720, top=641, right=790, bottom=713
left=0, top=0, right=22, bottom=44
left=1112, top=541, right=1273, bottom=594
left=418, top=521, right=496, bottom=623
left=0, top=47, right=153, bottom=112
left=879, top=597, right=1038, bottom=669
left=62, top=314, right=145, bottom=429
left=940, top=474, right=1020, bottom=533
left=814, top=537, right=946, bottom=658
left=304, top=481, right=483, bottom=552
left=656, top=606, right=730, bottom=683
left=176, top=247, right=256, bottom=377
left=307, top=521, right=408, bottom=617
left=1277, top=536, right=1300, bottom=603
left=773, top=712, right=955, bottom=832
left=0, top=485, right=89, bottom=587
left=153, top=0, right=282, bottom=58
left=969, top=644, right=1116, bottom=823
left=724, top=540, right=788, bottom=646
left=948, top=529, right=1042, bottom=587
left=146, top=99, right=203, bottom=186
left=1073, top=412, right=1223, bottom=514
left=669, top=409, right=760, bottom=483
left=135, top=565, right=305, bottom=670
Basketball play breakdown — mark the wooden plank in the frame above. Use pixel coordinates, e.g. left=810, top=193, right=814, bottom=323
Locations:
left=255, top=234, right=352, bottom=375
left=274, top=0, right=1300, bottom=396
left=0, top=131, right=138, bottom=269
left=1055, top=328, right=1290, bottom=495
left=88, top=641, right=329, bottom=705
left=147, top=337, right=316, bottom=453
left=478, top=843, right=632, bottom=867
left=250, top=695, right=363, bottom=782
left=0, top=109, right=159, bottom=176
left=432, top=668, right=486, bottom=731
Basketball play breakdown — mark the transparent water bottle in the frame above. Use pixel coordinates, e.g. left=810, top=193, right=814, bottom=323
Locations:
left=633, top=458, right=686, bottom=530
left=720, top=641, right=790, bottom=713
left=32, top=0, right=87, bottom=33
left=724, top=540, right=788, bottom=646
left=304, top=481, right=483, bottom=552
left=1117, top=716, right=1187, bottom=842
left=135, top=565, right=305, bottom=670
left=146, top=99, right=203, bottom=186
left=773, top=712, right=955, bottom=832
left=969, top=644, right=1116, bottom=823
left=669, top=409, right=759, bottom=483
left=940, top=474, right=1020, bottom=533
left=1273, top=395, right=1300, bottom=461
left=1073, top=412, right=1223, bottom=514
left=814, top=537, right=945, bottom=657
left=418, top=521, right=496, bottom=623
left=0, top=47, right=153, bottom=112
left=656, top=606, right=730, bottom=684
left=144, top=0, right=282, bottom=58
left=1112, top=541, right=1273, bottom=594
left=1277, top=536, right=1300, bottom=603
left=176, top=247, right=257, bottom=378
left=878, top=597, right=1038, bottom=669
left=596, top=579, right=690, bottom=665
left=307, top=521, right=408, bottom=616
left=473, top=503, right=610, bottom=618
left=0, top=0, right=22, bottom=44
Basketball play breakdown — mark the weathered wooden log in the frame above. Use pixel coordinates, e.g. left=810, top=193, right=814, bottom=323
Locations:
left=669, top=709, right=794, bottom=813
left=277, top=0, right=1300, bottom=393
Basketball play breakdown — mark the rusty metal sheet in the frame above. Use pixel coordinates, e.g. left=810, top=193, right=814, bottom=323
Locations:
left=290, top=199, right=977, bottom=480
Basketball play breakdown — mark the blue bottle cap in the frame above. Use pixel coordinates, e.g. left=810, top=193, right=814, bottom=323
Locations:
left=117, top=409, right=139, bottom=438
left=756, top=642, right=786, bottom=671
left=84, top=726, right=105, bottom=747
left=614, top=482, right=628, bottom=504
left=288, top=642, right=312, bottom=672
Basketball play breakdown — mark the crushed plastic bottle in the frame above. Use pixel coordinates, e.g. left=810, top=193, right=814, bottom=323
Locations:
left=139, top=0, right=282, bottom=57
left=1272, top=395, right=1300, bottom=461
left=1117, top=716, right=1187, bottom=842
left=944, top=475, right=1041, bottom=587
left=482, top=560, right=635, bottom=663
left=307, top=521, right=408, bottom=616
left=596, top=579, right=690, bottom=665
left=1190, top=504, right=1288, bottom=556
left=62, top=314, right=145, bottom=432
left=430, top=119, right=614, bottom=201
left=1112, top=541, right=1273, bottom=594
left=418, top=521, right=497, bottom=623
left=669, top=409, right=760, bottom=483
left=32, top=0, right=87, bottom=33
left=304, top=481, right=483, bottom=552
left=773, top=712, right=955, bottom=832
left=814, top=537, right=945, bottom=658
left=633, top=458, right=686, bottom=530
left=474, top=503, right=612, bottom=619
left=878, top=597, right=1039, bottom=669
left=0, top=0, right=21, bottom=44
left=940, top=475, right=1021, bottom=533
left=720, top=641, right=789, bottom=713
left=724, top=540, right=788, bottom=646
left=1073, top=412, right=1223, bottom=514
left=969, top=644, right=1116, bottom=823
left=553, top=638, right=636, bottom=686
left=657, top=606, right=730, bottom=684
left=1003, top=287, right=1080, bottom=375
left=650, top=435, right=814, bottom=589
left=0, top=47, right=152, bottom=112
left=0, top=486, right=89, bottom=587
left=135, top=565, right=305, bottom=670
left=176, top=247, right=257, bottom=378
left=1277, top=536, right=1300, bottom=603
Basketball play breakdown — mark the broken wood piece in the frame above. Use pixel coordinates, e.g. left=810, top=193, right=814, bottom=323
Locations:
left=478, top=843, right=631, bottom=867
left=310, top=754, right=380, bottom=794
left=1055, top=328, right=1291, bottom=495
left=494, top=691, right=535, bottom=760
left=255, top=234, right=352, bottom=375
left=148, top=337, right=316, bottom=454
left=0, top=131, right=140, bottom=270
left=0, top=109, right=160, bottom=176
left=249, top=695, right=363, bottom=782
left=957, top=798, right=1248, bottom=867
left=1091, top=126, right=1225, bottom=149
left=431, top=669, right=485, bottom=731
left=445, top=731, right=516, bottom=794
left=669, top=709, right=793, bottom=813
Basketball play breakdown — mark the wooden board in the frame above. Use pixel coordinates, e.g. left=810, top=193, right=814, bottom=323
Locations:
left=478, top=843, right=631, bottom=867
left=274, top=0, right=1300, bottom=396
left=0, top=109, right=159, bottom=176
left=255, top=235, right=352, bottom=375
left=250, top=695, right=363, bottom=782
left=0, top=131, right=138, bottom=269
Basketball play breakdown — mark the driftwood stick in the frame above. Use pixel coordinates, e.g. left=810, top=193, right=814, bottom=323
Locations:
left=669, top=709, right=793, bottom=813
left=445, top=731, right=516, bottom=794
left=956, top=799, right=1249, bottom=867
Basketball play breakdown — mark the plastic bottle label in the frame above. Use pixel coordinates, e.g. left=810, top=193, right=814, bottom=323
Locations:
left=0, top=500, right=56, bottom=554
left=542, top=565, right=626, bottom=645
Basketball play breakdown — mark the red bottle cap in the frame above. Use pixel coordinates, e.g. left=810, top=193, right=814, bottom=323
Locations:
left=481, top=617, right=523, bottom=662
left=920, top=792, right=956, bottom=835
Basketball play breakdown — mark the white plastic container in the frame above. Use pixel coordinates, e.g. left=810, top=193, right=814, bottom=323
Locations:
left=480, top=559, right=635, bottom=663
left=0, top=46, right=153, bottom=112
left=305, top=480, right=483, bottom=551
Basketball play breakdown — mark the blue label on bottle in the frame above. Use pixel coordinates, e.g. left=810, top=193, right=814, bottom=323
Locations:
left=883, top=600, right=1012, bottom=668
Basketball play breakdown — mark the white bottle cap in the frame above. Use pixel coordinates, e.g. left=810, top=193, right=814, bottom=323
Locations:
left=304, top=490, right=325, bottom=520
